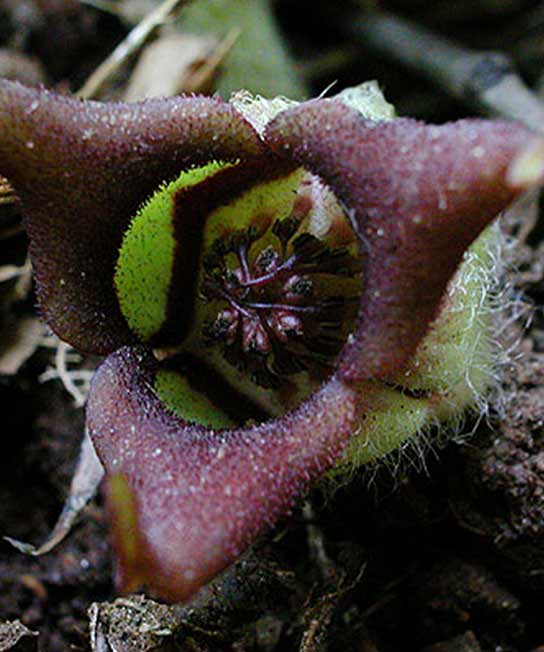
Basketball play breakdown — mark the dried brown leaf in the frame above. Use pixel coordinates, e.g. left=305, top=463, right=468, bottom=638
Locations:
left=124, top=33, right=217, bottom=101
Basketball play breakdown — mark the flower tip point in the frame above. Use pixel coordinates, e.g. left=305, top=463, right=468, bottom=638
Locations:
left=506, top=137, right=544, bottom=190
left=106, top=474, right=146, bottom=592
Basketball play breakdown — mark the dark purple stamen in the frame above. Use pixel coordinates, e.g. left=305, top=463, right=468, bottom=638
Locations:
left=202, top=213, right=360, bottom=387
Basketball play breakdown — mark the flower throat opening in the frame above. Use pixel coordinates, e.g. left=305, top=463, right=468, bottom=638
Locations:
left=200, top=197, right=362, bottom=389
left=115, top=162, right=362, bottom=423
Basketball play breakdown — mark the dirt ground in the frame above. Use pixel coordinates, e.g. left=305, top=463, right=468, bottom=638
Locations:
left=0, top=1, right=542, bottom=651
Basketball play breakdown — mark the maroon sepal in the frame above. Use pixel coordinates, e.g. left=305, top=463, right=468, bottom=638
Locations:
left=86, top=346, right=357, bottom=602
left=0, top=80, right=269, bottom=354
left=264, top=100, right=543, bottom=382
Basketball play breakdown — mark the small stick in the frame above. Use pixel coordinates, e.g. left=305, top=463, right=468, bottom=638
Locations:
left=342, top=9, right=544, bottom=131
left=77, top=0, right=188, bottom=100
left=0, top=260, right=31, bottom=284
left=302, top=500, right=337, bottom=583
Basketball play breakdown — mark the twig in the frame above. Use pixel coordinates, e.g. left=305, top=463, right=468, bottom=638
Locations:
left=39, top=338, right=93, bottom=407
left=302, top=500, right=337, bottom=583
left=341, top=9, right=544, bottom=132
left=40, top=340, right=94, bottom=407
left=5, top=429, right=104, bottom=555
left=77, top=0, right=188, bottom=100
left=0, top=260, right=31, bottom=284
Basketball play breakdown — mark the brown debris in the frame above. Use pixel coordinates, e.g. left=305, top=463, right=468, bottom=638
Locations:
left=0, top=622, right=38, bottom=652
left=299, top=566, right=365, bottom=652
left=88, top=596, right=179, bottom=652
left=299, top=593, right=337, bottom=652
left=88, top=550, right=296, bottom=651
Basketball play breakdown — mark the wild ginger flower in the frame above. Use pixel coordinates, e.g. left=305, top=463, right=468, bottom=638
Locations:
left=0, top=79, right=542, bottom=602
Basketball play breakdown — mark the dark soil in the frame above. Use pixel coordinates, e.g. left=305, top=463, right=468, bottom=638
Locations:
left=0, top=1, right=542, bottom=651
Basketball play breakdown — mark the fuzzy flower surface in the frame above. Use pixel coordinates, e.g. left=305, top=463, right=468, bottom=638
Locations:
left=0, top=79, right=542, bottom=602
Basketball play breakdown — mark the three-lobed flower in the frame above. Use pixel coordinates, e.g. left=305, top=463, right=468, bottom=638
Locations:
left=0, top=79, right=542, bottom=602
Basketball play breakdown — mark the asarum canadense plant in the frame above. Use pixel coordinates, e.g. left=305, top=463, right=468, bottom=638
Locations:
left=1, top=79, right=543, bottom=603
